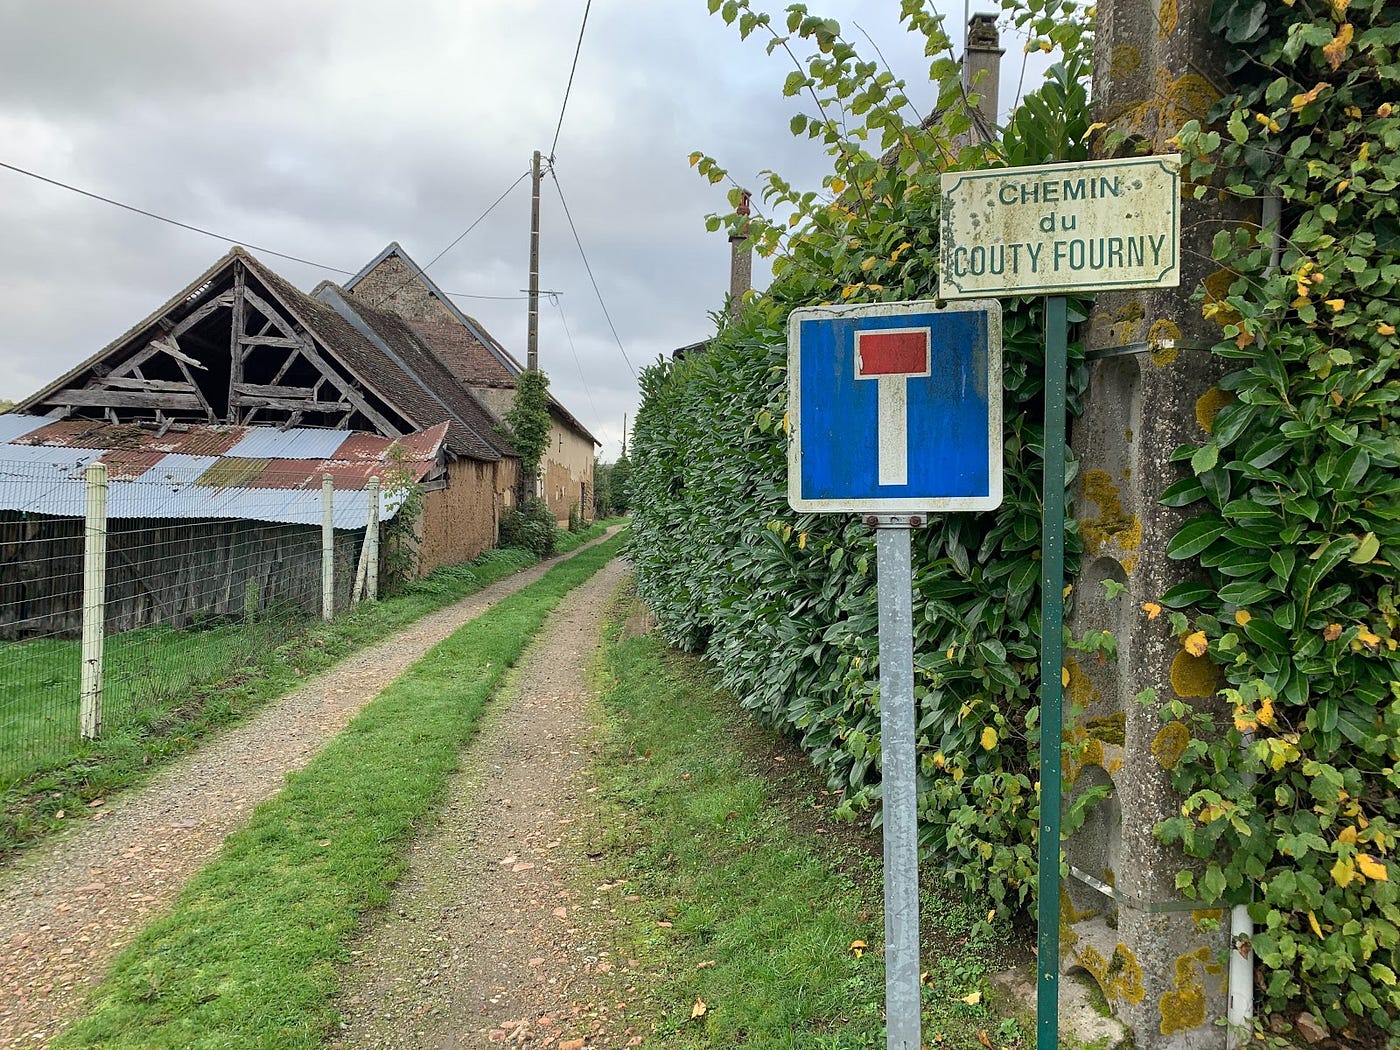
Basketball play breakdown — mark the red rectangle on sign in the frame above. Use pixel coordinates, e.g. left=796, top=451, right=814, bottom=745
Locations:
left=856, top=329, right=930, bottom=378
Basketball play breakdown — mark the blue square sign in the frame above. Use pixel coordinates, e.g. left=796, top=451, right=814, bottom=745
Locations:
left=787, top=299, right=1003, bottom=513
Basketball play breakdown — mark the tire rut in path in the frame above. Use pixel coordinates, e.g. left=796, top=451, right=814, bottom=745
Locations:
left=335, top=557, right=636, bottom=1050
left=0, top=530, right=621, bottom=1049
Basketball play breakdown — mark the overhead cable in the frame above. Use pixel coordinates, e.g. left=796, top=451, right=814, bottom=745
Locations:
left=548, top=0, right=593, bottom=162
left=550, top=293, right=603, bottom=434
left=549, top=169, right=637, bottom=379
left=0, top=159, right=356, bottom=275
left=367, top=169, right=532, bottom=308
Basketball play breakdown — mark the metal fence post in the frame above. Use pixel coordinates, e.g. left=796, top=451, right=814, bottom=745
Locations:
left=80, top=461, right=108, bottom=740
left=321, top=473, right=334, bottom=621
left=366, top=475, right=380, bottom=602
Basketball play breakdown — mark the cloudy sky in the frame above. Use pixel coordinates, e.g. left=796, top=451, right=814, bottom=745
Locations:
left=0, top=0, right=1046, bottom=458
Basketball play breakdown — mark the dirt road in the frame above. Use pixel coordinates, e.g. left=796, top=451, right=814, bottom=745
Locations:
left=0, top=532, right=620, bottom=1049
left=334, top=557, right=637, bottom=1050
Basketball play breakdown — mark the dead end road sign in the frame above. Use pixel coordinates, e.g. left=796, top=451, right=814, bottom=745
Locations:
left=787, top=299, right=1004, bottom=514
left=785, top=297, right=1003, bottom=1050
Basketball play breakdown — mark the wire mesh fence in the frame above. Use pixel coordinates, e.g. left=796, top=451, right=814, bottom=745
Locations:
left=0, top=458, right=382, bottom=787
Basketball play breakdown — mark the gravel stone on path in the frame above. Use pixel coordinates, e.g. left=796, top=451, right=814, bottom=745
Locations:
left=0, top=530, right=621, bottom=1049
left=334, top=557, right=640, bottom=1050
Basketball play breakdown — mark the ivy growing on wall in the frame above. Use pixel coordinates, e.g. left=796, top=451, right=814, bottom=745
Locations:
left=504, top=369, right=552, bottom=486
left=1156, top=0, right=1400, bottom=1035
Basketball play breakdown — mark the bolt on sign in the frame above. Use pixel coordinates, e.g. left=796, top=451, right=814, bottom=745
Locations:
left=938, top=154, right=1181, bottom=299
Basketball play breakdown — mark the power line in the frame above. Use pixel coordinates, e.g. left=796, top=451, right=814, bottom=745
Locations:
left=549, top=168, right=636, bottom=379
left=549, top=293, right=602, bottom=435
left=0, top=159, right=356, bottom=275
left=1, top=158, right=538, bottom=302
left=368, top=169, right=532, bottom=309
left=548, top=0, right=593, bottom=163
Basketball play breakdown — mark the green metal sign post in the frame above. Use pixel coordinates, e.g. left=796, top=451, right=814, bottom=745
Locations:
left=1036, top=295, right=1069, bottom=1050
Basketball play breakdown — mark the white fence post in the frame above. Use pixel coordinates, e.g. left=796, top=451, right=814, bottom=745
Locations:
left=366, top=475, right=380, bottom=602
left=80, top=462, right=108, bottom=740
left=321, top=473, right=334, bottom=622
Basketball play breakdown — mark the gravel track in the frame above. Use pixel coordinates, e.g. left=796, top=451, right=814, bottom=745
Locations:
left=334, top=557, right=637, bottom=1050
left=0, top=531, right=620, bottom=1049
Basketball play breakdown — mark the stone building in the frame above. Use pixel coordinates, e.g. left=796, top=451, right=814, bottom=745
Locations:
left=345, top=243, right=599, bottom=524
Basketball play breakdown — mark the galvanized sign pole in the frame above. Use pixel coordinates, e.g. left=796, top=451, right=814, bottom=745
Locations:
left=875, top=516, right=921, bottom=1050
left=1035, top=295, right=1069, bottom=1050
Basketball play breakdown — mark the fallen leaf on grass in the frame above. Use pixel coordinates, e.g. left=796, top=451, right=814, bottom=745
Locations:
left=977, top=1030, right=993, bottom=1049
left=697, top=960, right=716, bottom=969
left=690, top=999, right=708, bottom=1019
left=850, top=939, right=867, bottom=958
left=657, top=920, right=673, bottom=928
left=957, top=990, right=982, bottom=1006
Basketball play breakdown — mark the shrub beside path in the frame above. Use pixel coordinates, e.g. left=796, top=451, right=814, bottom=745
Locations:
left=0, top=529, right=622, bottom=1049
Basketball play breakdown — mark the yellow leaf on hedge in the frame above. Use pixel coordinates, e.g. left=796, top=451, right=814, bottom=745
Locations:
left=1358, top=854, right=1389, bottom=881
left=1308, top=910, right=1323, bottom=937
left=890, top=241, right=912, bottom=263
left=1338, top=825, right=1358, bottom=845
left=1380, top=322, right=1397, bottom=336
left=830, top=178, right=846, bottom=194
left=1323, top=23, right=1353, bottom=71
left=1331, top=856, right=1356, bottom=888
left=841, top=284, right=860, bottom=299
left=980, top=727, right=998, bottom=751
left=1235, top=610, right=1252, bottom=626
left=1184, top=631, right=1209, bottom=657
left=798, top=531, right=807, bottom=550
left=1324, top=298, right=1345, bottom=312
left=1062, top=666, right=1070, bottom=687
left=861, top=256, right=877, bottom=272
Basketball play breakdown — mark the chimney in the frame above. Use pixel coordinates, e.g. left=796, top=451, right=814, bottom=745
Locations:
left=728, top=189, right=752, bottom=315
left=962, top=13, right=1004, bottom=139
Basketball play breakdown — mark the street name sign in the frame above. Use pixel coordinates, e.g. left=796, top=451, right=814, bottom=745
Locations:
left=787, top=299, right=1003, bottom=514
left=939, top=154, right=1181, bottom=299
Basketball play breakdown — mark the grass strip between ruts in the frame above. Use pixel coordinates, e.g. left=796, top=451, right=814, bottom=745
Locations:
left=1, top=519, right=619, bottom=859
left=53, top=531, right=625, bottom=1050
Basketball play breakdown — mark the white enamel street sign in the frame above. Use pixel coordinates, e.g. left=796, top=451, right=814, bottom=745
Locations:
left=938, top=154, right=1181, bottom=299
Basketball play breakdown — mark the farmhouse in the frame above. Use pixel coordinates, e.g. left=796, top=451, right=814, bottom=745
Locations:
left=343, top=243, right=600, bottom=524
left=16, top=247, right=519, bottom=574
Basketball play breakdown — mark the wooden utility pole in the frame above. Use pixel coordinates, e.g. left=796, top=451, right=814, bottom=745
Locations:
left=527, top=149, right=542, bottom=371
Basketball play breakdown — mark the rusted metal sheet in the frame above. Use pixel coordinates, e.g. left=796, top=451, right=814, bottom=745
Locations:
left=0, top=414, right=448, bottom=527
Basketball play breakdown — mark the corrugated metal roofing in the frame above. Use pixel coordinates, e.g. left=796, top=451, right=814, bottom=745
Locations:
left=0, top=414, right=47, bottom=444
left=0, top=414, right=441, bottom=529
left=225, top=427, right=354, bottom=459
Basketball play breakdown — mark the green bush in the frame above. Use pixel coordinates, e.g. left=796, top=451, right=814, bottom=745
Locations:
left=628, top=2, right=1094, bottom=922
left=499, top=498, right=558, bottom=558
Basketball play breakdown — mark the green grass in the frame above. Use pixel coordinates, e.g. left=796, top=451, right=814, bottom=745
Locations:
left=53, top=531, right=625, bottom=1050
left=0, top=522, right=616, bottom=859
left=583, top=585, right=1026, bottom=1048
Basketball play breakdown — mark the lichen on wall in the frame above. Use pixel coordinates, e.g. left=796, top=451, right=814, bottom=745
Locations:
left=1158, top=946, right=1212, bottom=1034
